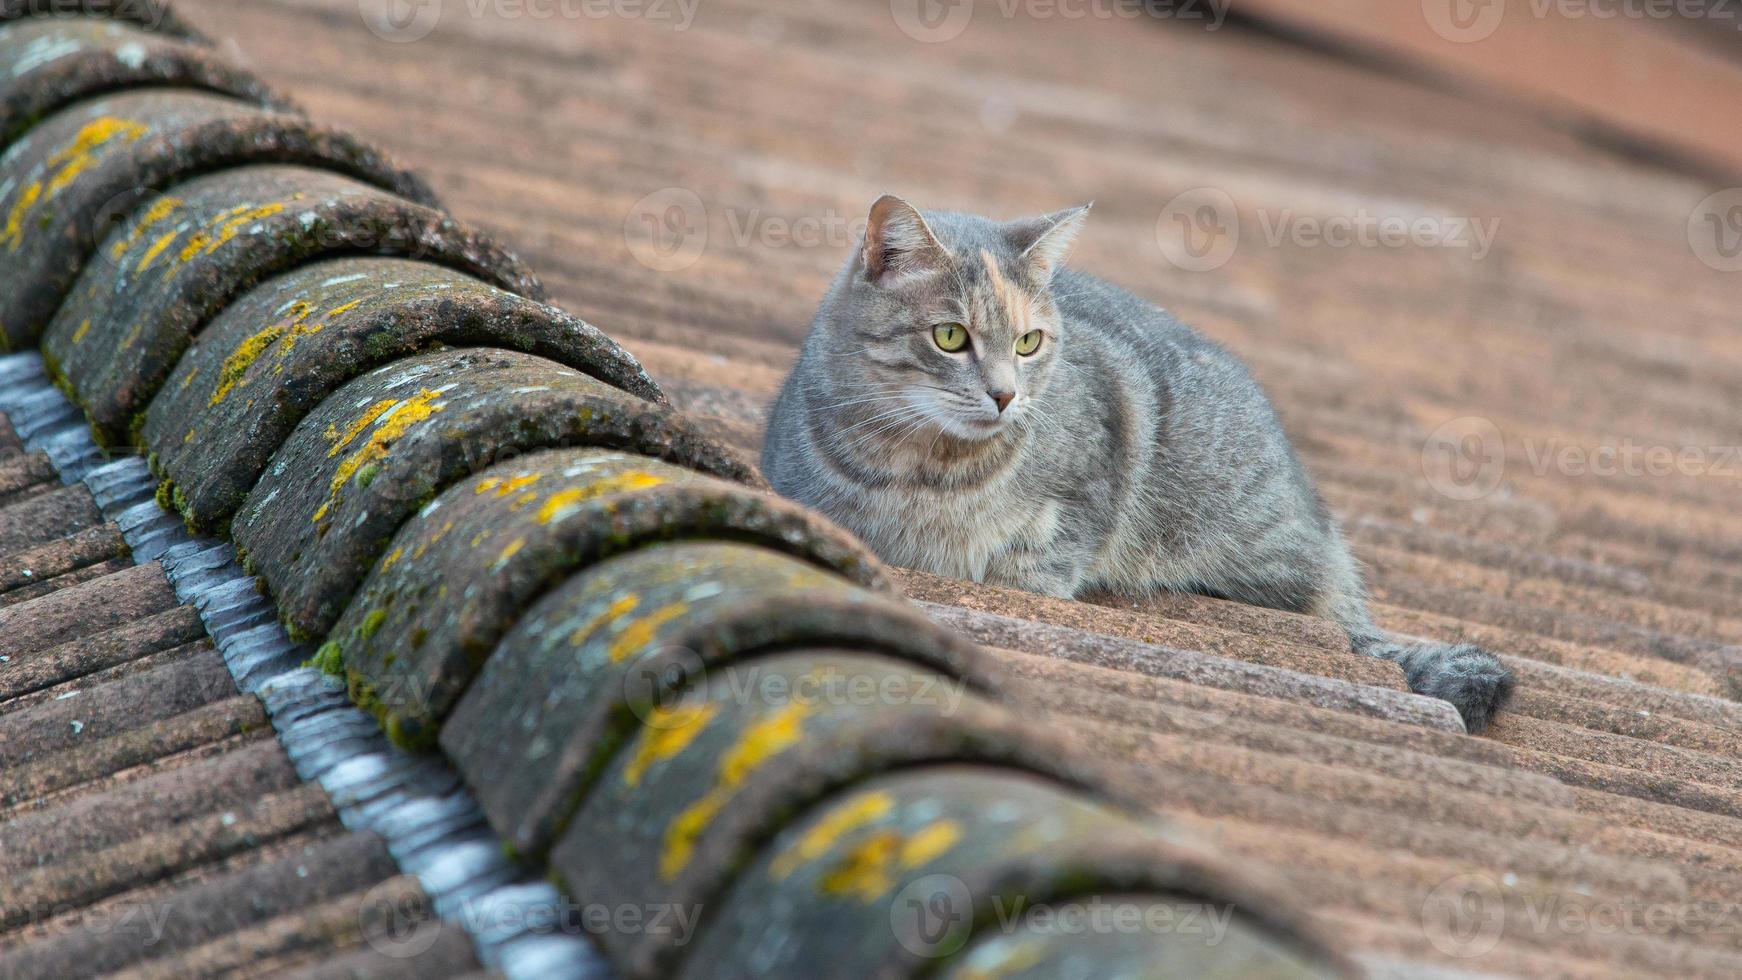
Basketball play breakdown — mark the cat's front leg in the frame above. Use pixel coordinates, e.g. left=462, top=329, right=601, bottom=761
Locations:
left=981, top=547, right=1087, bottom=599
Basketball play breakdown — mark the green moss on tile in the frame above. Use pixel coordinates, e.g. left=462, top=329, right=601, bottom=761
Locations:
left=307, top=640, right=344, bottom=676
left=358, top=608, right=388, bottom=641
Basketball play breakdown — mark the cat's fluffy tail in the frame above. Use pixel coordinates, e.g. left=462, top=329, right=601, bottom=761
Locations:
left=1353, top=635, right=1514, bottom=733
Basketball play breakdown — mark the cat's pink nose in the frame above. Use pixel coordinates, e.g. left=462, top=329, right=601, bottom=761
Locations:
left=989, top=390, right=1015, bottom=413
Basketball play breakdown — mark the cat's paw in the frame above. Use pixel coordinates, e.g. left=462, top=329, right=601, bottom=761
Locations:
left=1399, top=643, right=1515, bottom=734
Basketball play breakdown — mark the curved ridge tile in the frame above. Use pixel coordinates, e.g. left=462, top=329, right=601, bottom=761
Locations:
left=231, top=349, right=752, bottom=639
left=675, top=767, right=1345, bottom=980
left=552, top=652, right=1217, bottom=978
left=315, top=445, right=885, bottom=746
left=443, top=540, right=1003, bottom=858
left=144, top=257, right=664, bottom=534
left=40, top=164, right=528, bottom=443
left=0, top=0, right=200, bottom=40
left=1, top=91, right=438, bottom=350
left=0, top=18, right=287, bottom=148
left=565, top=657, right=1053, bottom=976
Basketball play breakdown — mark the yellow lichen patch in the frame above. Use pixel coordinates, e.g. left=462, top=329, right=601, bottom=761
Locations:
left=659, top=702, right=815, bottom=881
left=177, top=202, right=286, bottom=264
left=135, top=228, right=180, bottom=272
left=661, top=792, right=726, bottom=882
left=209, top=324, right=285, bottom=406
left=720, top=701, right=812, bottom=785
left=1, top=182, right=42, bottom=253
left=900, top=819, right=962, bottom=868
left=818, top=832, right=902, bottom=900
left=568, top=593, right=639, bottom=647
left=411, top=518, right=457, bottom=561
left=326, top=398, right=402, bottom=455
left=4, top=118, right=148, bottom=252
left=46, top=117, right=147, bottom=174
left=606, top=602, right=689, bottom=663
left=381, top=546, right=405, bottom=570
left=535, top=471, right=666, bottom=525
left=623, top=702, right=720, bottom=787
left=70, top=319, right=91, bottom=345
left=175, top=230, right=212, bottom=261
left=474, top=474, right=541, bottom=497
left=109, top=195, right=181, bottom=261
left=325, top=299, right=363, bottom=318
left=313, top=389, right=446, bottom=524
left=770, top=792, right=895, bottom=880
left=269, top=301, right=317, bottom=361
left=495, top=537, right=525, bottom=566
left=275, top=320, right=323, bottom=363
left=817, top=819, right=963, bottom=902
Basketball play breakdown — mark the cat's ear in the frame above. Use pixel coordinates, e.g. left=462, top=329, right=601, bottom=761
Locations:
left=1010, top=203, right=1091, bottom=282
left=863, top=195, right=948, bottom=285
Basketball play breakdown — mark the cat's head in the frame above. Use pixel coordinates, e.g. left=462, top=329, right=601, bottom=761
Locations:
left=826, top=195, right=1089, bottom=443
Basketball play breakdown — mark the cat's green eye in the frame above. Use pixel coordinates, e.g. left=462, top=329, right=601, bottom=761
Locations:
left=1015, top=330, right=1043, bottom=356
left=933, top=323, right=969, bottom=353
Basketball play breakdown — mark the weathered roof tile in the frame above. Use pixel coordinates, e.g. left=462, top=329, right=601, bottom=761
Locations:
left=230, top=348, right=751, bottom=638
left=0, top=17, right=285, bottom=148
left=318, top=444, right=884, bottom=744
left=39, top=163, right=529, bottom=442
left=146, top=256, right=664, bottom=531
left=0, top=559, right=175, bottom=656
left=445, top=540, right=1000, bottom=856
left=0, top=90, right=434, bottom=350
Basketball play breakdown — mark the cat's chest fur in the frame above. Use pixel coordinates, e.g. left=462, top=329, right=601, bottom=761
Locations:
left=825, top=468, right=1058, bottom=583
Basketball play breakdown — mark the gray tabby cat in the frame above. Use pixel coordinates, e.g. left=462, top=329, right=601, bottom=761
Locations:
left=762, top=195, right=1513, bottom=732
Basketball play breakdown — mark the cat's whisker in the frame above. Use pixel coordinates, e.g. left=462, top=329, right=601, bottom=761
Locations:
left=824, top=393, right=918, bottom=410
left=837, top=404, right=922, bottom=436
left=842, top=402, right=947, bottom=454
left=836, top=408, right=926, bottom=450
